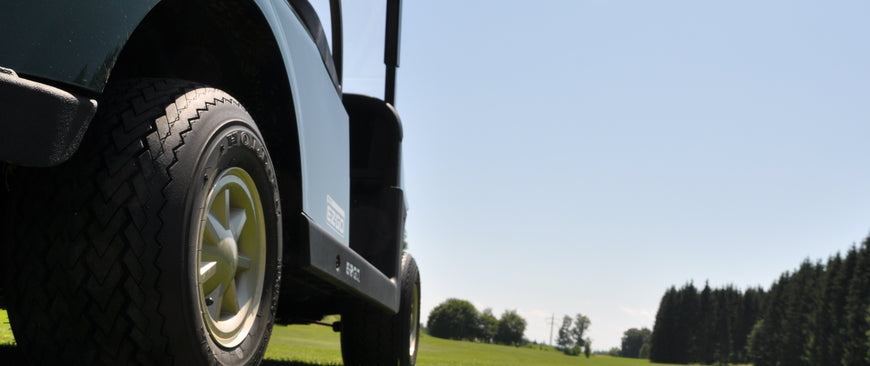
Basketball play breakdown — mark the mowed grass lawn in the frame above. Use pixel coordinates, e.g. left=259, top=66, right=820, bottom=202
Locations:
left=0, top=309, right=717, bottom=366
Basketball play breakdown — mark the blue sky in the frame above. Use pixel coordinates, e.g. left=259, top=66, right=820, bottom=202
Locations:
left=338, top=0, right=870, bottom=350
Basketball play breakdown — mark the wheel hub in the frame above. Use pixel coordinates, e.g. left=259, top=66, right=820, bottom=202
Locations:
left=216, top=237, right=239, bottom=279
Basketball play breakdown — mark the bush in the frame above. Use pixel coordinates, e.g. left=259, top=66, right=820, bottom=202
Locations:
left=427, top=298, right=480, bottom=341
left=562, top=345, right=582, bottom=356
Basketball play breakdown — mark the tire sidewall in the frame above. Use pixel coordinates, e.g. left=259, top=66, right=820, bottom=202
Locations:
left=162, top=100, right=281, bottom=365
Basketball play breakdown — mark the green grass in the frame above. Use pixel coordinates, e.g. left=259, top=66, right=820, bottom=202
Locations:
left=416, top=336, right=650, bottom=366
left=0, top=309, right=740, bottom=366
left=260, top=322, right=642, bottom=366
left=263, top=318, right=343, bottom=365
left=0, top=310, right=14, bottom=345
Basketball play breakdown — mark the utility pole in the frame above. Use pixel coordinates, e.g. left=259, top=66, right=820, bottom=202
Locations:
left=548, top=313, right=555, bottom=346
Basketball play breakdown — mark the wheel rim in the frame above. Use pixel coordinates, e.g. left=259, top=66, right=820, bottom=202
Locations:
left=195, top=167, right=267, bottom=348
left=409, top=281, right=420, bottom=356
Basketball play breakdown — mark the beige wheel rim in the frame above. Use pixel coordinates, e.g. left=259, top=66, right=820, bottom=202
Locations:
left=195, top=167, right=267, bottom=348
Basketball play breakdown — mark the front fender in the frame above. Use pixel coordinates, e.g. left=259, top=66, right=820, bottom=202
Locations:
left=0, top=1, right=159, bottom=93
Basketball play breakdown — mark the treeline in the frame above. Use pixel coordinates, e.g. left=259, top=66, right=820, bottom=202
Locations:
left=426, top=298, right=527, bottom=346
left=650, top=240, right=870, bottom=365
left=749, top=241, right=870, bottom=366
left=650, top=283, right=763, bottom=364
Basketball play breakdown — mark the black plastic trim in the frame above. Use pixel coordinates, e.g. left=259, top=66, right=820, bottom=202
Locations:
left=298, top=213, right=400, bottom=314
left=330, top=0, right=343, bottom=85
left=384, top=0, right=402, bottom=105
left=345, top=94, right=405, bottom=280
left=0, top=70, right=97, bottom=166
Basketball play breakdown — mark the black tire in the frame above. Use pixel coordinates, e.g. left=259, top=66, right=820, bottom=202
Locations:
left=3, top=79, right=282, bottom=365
left=341, top=252, right=421, bottom=366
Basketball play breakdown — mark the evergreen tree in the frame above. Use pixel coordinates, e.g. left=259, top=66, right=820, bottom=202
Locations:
left=697, top=283, right=715, bottom=364
left=754, top=260, right=822, bottom=366
left=650, top=286, right=679, bottom=363
left=676, top=282, right=700, bottom=364
left=733, top=286, right=764, bottom=363
left=783, top=261, right=822, bottom=366
left=584, top=338, right=591, bottom=358
left=729, top=286, right=746, bottom=363
left=837, top=246, right=860, bottom=364
left=712, top=287, right=735, bottom=365
left=746, top=319, right=766, bottom=365
left=844, top=241, right=870, bottom=366
left=866, top=305, right=870, bottom=364
left=650, top=283, right=698, bottom=364
left=750, top=272, right=791, bottom=366
left=807, top=253, right=844, bottom=365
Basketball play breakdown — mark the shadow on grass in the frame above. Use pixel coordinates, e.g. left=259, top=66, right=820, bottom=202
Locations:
left=0, top=345, right=339, bottom=366
left=262, top=361, right=341, bottom=366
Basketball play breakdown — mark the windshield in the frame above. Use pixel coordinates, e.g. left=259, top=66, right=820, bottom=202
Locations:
left=310, top=0, right=388, bottom=99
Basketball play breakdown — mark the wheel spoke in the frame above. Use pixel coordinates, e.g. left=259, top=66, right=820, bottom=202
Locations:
left=221, top=280, right=240, bottom=315
left=210, top=189, right=229, bottom=228
left=204, top=213, right=224, bottom=245
left=229, top=208, right=247, bottom=241
left=222, top=188, right=231, bottom=227
left=200, top=261, right=219, bottom=285
left=237, top=254, right=252, bottom=271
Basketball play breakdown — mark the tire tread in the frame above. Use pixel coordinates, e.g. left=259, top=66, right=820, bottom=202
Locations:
left=341, top=253, right=420, bottom=366
left=3, top=79, right=242, bottom=365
